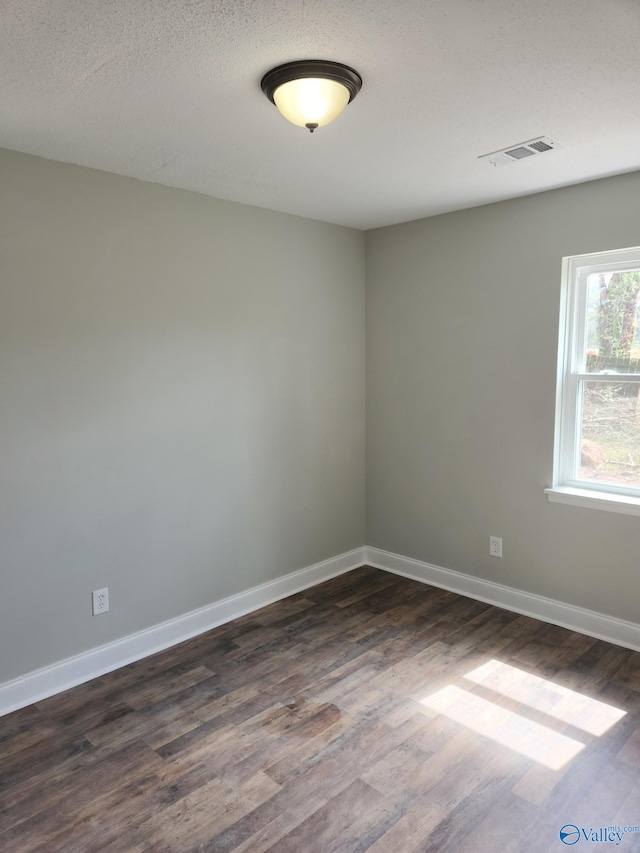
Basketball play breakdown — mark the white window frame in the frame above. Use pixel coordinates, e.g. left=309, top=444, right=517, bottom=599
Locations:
left=546, top=245, right=640, bottom=515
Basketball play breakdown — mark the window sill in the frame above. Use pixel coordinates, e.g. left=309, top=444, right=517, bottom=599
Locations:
left=545, top=486, right=640, bottom=516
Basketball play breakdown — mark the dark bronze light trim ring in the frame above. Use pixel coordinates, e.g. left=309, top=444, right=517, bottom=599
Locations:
left=261, top=60, right=363, bottom=105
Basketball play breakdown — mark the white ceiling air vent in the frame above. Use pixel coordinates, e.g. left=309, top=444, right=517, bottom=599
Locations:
left=479, top=136, right=561, bottom=167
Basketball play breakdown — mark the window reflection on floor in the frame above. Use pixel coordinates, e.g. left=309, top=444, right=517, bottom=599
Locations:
left=419, top=658, right=626, bottom=771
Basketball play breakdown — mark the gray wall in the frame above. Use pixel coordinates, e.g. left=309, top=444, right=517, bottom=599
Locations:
left=5, top=144, right=640, bottom=688
left=366, top=171, right=640, bottom=623
left=0, top=149, right=365, bottom=683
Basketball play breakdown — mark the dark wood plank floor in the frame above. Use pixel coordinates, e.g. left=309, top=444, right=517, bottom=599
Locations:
left=2, top=566, right=640, bottom=852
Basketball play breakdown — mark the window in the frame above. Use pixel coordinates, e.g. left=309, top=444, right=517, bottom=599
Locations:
left=547, top=246, right=640, bottom=515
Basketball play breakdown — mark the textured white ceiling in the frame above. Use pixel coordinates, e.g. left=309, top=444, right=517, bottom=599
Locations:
left=2, top=0, right=640, bottom=229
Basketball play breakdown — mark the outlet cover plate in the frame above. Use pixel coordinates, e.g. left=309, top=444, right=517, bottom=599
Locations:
left=92, top=588, right=109, bottom=615
left=489, top=537, right=503, bottom=558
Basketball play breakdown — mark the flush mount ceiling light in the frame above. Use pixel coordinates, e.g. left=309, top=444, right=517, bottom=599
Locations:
left=261, top=60, right=362, bottom=133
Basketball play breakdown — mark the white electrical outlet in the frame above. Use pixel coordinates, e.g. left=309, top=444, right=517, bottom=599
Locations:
left=489, top=536, right=503, bottom=558
left=92, top=588, right=109, bottom=615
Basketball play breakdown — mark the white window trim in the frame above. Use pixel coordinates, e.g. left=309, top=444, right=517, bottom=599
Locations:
left=545, top=486, right=640, bottom=516
left=548, top=246, right=640, bottom=515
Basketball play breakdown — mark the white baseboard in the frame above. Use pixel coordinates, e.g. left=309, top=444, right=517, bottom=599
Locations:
left=365, top=546, right=640, bottom=653
left=0, top=548, right=366, bottom=718
left=4, top=544, right=640, bottom=719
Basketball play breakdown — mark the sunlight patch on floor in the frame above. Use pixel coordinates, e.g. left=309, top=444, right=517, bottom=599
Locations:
left=419, top=658, right=626, bottom=770
left=463, top=659, right=626, bottom=736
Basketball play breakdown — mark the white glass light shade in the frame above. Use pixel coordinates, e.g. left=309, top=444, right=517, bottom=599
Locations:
left=273, top=77, right=351, bottom=129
